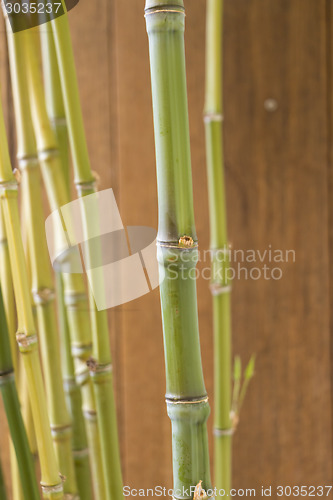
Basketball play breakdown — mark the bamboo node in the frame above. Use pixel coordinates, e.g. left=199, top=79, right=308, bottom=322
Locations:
left=144, top=5, right=185, bottom=16
left=0, top=179, right=18, bottom=192
left=50, top=423, right=72, bottom=438
left=16, top=332, right=38, bottom=351
left=38, top=148, right=59, bottom=162
left=0, top=369, right=15, bottom=385
left=73, top=448, right=89, bottom=459
left=17, top=154, right=39, bottom=170
left=82, top=408, right=97, bottom=422
left=41, top=482, right=64, bottom=495
left=179, top=235, right=194, bottom=248
left=209, top=283, right=232, bottom=296
left=166, top=396, right=208, bottom=405
left=32, top=287, right=55, bottom=305
left=213, top=427, right=234, bottom=437
left=203, top=112, right=224, bottom=123
left=64, top=292, right=87, bottom=306
left=87, top=357, right=113, bottom=375
left=74, top=173, right=98, bottom=193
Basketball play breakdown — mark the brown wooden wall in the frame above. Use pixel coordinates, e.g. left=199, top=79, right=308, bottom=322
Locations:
left=0, top=0, right=333, bottom=497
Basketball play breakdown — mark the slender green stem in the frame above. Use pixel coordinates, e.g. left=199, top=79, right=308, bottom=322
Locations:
left=145, top=2, right=212, bottom=497
left=0, top=285, right=40, bottom=500
left=50, top=6, right=123, bottom=499
left=204, top=0, right=232, bottom=494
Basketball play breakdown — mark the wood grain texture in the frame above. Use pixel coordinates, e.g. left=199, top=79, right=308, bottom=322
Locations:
left=0, top=0, right=332, bottom=497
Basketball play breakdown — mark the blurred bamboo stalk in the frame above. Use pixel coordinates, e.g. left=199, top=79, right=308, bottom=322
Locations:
left=0, top=285, right=39, bottom=500
left=0, top=85, right=64, bottom=498
left=204, top=0, right=232, bottom=493
left=19, top=25, right=105, bottom=499
left=6, top=25, right=78, bottom=497
left=40, top=22, right=93, bottom=499
left=49, top=4, right=123, bottom=499
left=145, top=1, right=213, bottom=496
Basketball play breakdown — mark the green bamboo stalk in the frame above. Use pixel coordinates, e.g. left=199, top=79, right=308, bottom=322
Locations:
left=6, top=25, right=78, bottom=498
left=204, top=1, right=232, bottom=494
left=20, top=26, right=106, bottom=499
left=49, top=6, right=123, bottom=499
left=0, top=82, right=63, bottom=499
left=0, top=285, right=39, bottom=500
left=145, top=2, right=213, bottom=497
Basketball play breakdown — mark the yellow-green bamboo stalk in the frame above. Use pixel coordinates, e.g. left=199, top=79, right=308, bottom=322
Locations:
left=20, top=26, right=106, bottom=499
left=145, top=1, right=213, bottom=497
left=39, top=22, right=70, bottom=198
left=39, top=22, right=93, bottom=500
left=0, top=86, right=63, bottom=500
left=49, top=6, right=123, bottom=499
left=0, top=207, right=27, bottom=500
left=0, top=284, right=40, bottom=500
left=204, top=1, right=232, bottom=494
left=6, top=25, right=78, bottom=498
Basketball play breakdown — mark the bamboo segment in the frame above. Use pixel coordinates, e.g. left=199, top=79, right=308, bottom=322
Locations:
left=49, top=6, right=123, bottom=499
left=204, top=0, right=232, bottom=493
left=56, top=274, right=93, bottom=500
left=0, top=286, right=39, bottom=500
left=145, top=1, right=213, bottom=497
left=40, top=22, right=70, bottom=199
left=19, top=26, right=105, bottom=499
left=6, top=26, right=78, bottom=498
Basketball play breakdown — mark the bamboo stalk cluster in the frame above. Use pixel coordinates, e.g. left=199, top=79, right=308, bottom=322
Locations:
left=0, top=1, right=123, bottom=498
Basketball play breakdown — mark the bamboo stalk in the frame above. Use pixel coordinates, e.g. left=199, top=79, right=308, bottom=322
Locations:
left=18, top=26, right=106, bottom=499
left=0, top=80, right=63, bottom=498
left=6, top=25, right=78, bottom=498
left=56, top=273, right=93, bottom=500
left=39, top=22, right=93, bottom=499
left=145, top=2, right=213, bottom=497
left=49, top=6, right=123, bottom=499
left=0, top=285, right=39, bottom=500
left=0, top=206, right=27, bottom=500
left=39, top=22, right=70, bottom=198
left=204, top=1, right=232, bottom=493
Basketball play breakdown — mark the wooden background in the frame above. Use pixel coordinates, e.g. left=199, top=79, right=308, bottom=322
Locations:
left=0, top=0, right=332, bottom=497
